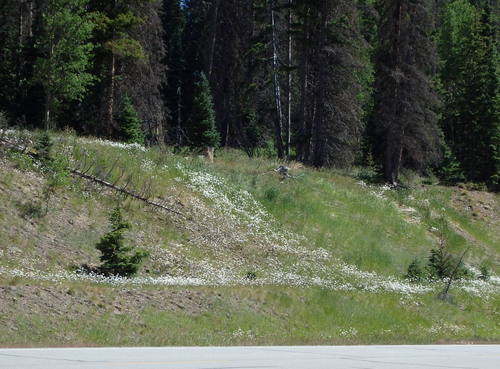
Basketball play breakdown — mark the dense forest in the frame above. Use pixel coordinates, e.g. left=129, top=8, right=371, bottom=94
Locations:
left=0, top=0, right=498, bottom=188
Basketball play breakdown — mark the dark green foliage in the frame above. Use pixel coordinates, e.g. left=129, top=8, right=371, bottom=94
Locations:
left=294, top=0, right=365, bottom=168
left=190, top=72, right=220, bottom=148
left=438, top=0, right=500, bottom=188
left=17, top=201, right=44, bottom=220
left=241, top=101, right=261, bottom=157
left=0, top=0, right=498, bottom=185
left=245, top=271, right=257, bottom=281
left=479, top=264, right=490, bottom=281
left=435, top=142, right=465, bottom=184
left=33, top=0, right=95, bottom=129
left=427, top=246, right=453, bottom=280
left=404, top=259, right=425, bottom=282
left=116, top=95, right=144, bottom=144
left=34, top=131, right=54, bottom=164
left=427, top=246, right=471, bottom=280
left=162, top=0, right=187, bottom=145
left=370, top=0, right=441, bottom=184
left=95, top=208, right=149, bottom=277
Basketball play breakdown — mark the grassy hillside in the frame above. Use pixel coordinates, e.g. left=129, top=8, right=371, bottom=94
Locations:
left=0, top=130, right=498, bottom=346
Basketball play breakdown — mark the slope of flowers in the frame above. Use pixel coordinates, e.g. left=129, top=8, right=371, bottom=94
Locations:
left=0, top=133, right=498, bottom=298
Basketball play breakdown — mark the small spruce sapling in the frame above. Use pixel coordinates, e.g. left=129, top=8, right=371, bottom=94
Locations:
left=34, top=130, right=54, bottom=165
left=190, top=72, right=220, bottom=161
left=479, top=264, right=491, bottom=281
left=116, top=95, right=145, bottom=144
left=95, top=208, right=149, bottom=277
left=405, top=259, right=425, bottom=282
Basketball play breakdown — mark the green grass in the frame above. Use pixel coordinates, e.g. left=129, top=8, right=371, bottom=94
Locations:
left=1, top=286, right=498, bottom=347
left=0, top=131, right=498, bottom=346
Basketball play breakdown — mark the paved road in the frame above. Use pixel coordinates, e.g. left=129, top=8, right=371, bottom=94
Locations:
left=0, top=345, right=498, bottom=369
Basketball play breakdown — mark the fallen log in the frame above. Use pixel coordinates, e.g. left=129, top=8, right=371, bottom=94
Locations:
left=71, top=169, right=184, bottom=217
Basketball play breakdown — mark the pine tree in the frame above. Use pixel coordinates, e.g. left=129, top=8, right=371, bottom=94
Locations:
left=294, top=0, right=365, bottom=168
left=189, top=72, right=220, bottom=149
left=116, top=95, right=144, bottom=144
left=95, top=208, right=148, bottom=277
left=162, top=0, right=187, bottom=145
left=370, top=0, right=441, bottom=184
left=438, top=0, right=499, bottom=188
left=88, top=0, right=156, bottom=138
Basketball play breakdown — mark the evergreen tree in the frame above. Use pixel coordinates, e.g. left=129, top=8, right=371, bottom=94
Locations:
left=370, top=0, right=441, bottom=184
left=32, top=0, right=95, bottom=129
left=88, top=0, right=166, bottom=140
left=189, top=72, right=220, bottom=149
left=438, top=0, right=499, bottom=188
left=294, top=0, right=365, bottom=167
left=162, top=0, right=187, bottom=145
left=95, top=208, right=148, bottom=277
left=116, top=94, right=144, bottom=144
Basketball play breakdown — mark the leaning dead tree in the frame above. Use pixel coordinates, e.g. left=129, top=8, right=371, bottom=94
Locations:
left=0, top=135, right=184, bottom=217
left=71, top=169, right=184, bottom=217
left=72, top=155, right=184, bottom=217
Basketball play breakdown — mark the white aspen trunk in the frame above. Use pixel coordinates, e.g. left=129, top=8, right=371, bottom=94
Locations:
left=44, top=43, right=55, bottom=130
left=44, top=91, right=51, bottom=131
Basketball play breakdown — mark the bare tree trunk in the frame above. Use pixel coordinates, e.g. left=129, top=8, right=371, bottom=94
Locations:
left=208, top=0, right=221, bottom=78
left=105, top=53, right=116, bottom=137
left=385, top=129, right=404, bottom=185
left=286, top=0, right=293, bottom=159
left=297, top=7, right=310, bottom=162
left=44, top=90, right=51, bottom=130
left=18, top=1, right=24, bottom=50
left=44, top=42, right=55, bottom=131
left=176, top=85, right=182, bottom=145
left=384, top=0, right=403, bottom=184
left=270, top=0, right=284, bottom=159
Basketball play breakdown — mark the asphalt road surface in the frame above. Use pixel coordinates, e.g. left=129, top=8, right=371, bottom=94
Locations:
left=0, top=345, right=498, bottom=369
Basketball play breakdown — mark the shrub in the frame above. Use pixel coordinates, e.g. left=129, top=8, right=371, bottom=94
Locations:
left=479, top=264, right=490, bottom=281
left=17, top=201, right=44, bottom=220
left=8, top=151, right=35, bottom=171
left=245, top=271, right=257, bottom=281
left=95, top=208, right=149, bottom=277
left=404, top=259, right=425, bottom=282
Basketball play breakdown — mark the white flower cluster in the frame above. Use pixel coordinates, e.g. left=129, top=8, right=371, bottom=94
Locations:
left=339, top=327, right=358, bottom=338
left=175, top=163, right=327, bottom=260
left=78, top=137, right=147, bottom=152
left=231, top=328, right=256, bottom=339
left=426, top=322, right=464, bottom=335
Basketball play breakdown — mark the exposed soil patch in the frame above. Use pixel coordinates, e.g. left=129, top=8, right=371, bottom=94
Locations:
left=452, top=189, right=499, bottom=226
left=0, top=284, right=214, bottom=323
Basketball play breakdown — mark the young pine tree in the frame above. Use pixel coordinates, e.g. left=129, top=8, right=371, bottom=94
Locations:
left=95, top=208, right=148, bottom=277
left=116, top=95, right=144, bottom=144
left=189, top=72, right=220, bottom=153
